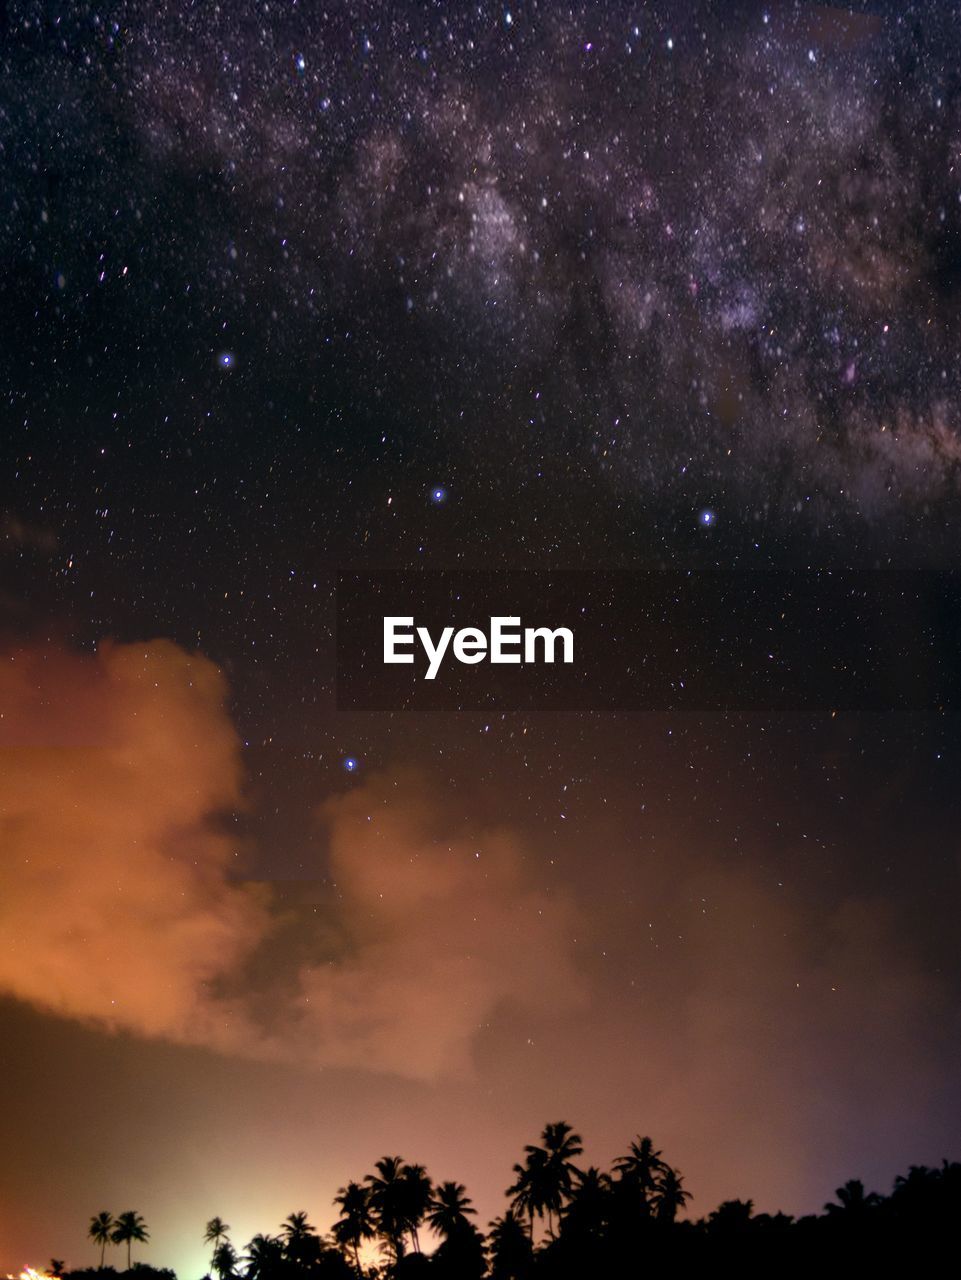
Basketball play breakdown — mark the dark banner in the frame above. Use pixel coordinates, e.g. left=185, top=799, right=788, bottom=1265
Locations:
left=336, top=571, right=961, bottom=711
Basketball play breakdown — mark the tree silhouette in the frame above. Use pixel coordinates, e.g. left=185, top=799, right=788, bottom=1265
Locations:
left=707, top=1197, right=753, bottom=1236
left=280, top=1212, right=322, bottom=1270
left=432, top=1221, right=485, bottom=1280
left=613, top=1136, right=665, bottom=1217
left=280, top=1212, right=315, bottom=1246
left=654, top=1167, right=691, bottom=1224
left=426, top=1183, right=476, bottom=1240
left=398, top=1164, right=433, bottom=1253
left=332, top=1183, right=375, bottom=1276
left=510, top=1122, right=583, bottom=1240
left=559, top=1167, right=611, bottom=1246
left=204, top=1220, right=231, bottom=1254
left=487, top=1211, right=533, bottom=1280
left=212, top=1242, right=238, bottom=1280
left=242, top=1233, right=284, bottom=1280
left=507, top=1146, right=549, bottom=1242
left=111, top=1211, right=149, bottom=1270
left=364, top=1157, right=415, bottom=1263
left=68, top=1137, right=961, bottom=1279
left=88, top=1213, right=115, bottom=1269
left=48, top=1260, right=66, bottom=1278
left=825, top=1179, right=882, bottom=1219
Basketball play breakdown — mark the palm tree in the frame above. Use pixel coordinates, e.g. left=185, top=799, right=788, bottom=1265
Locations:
left=243, top=1234, right=284, bottom=1280
left=89, top=1213, right=114, bottom=1269
left=427, top=1182, right=476, bottom=1240
left=541, top=1121, right=584, bottom=1235
left=204, top=1219, right=231, bottom=1261
left=111, top=1211, right=149, bottom=1270
left=48, top=1261, right=66, bottom=1278
left=541, top=1121, right=584, bottom=1166
left=825, top=1180, right=881, bottom=1218
left=332, top=1182, right=376, bottom=1276
left=211, top=1242, right=237, bottom=1280
left=364, top=1156, right=410, bottom=1263
left=613, top=1136, right=665, bottom=1216
left=507, top=1146, right=549, bottom=1241
left=280, top=1212, right=320, bottom=1269
left=398, top=1163, right=433, bottom=1252
left=510, top=1121, right=583, bottom=1239
left=560, top=1167, right=611, bottom=1243
left=487, top=1211, right=533, bottom=1280
left=281, top=1211, right=315, bottom=1244
left=654, top=1167, right=691, bottom=1223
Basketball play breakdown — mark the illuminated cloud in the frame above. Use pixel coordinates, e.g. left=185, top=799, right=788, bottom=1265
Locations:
left=294, top=780, right=586, bottom=1077
left=0, top=640, right=270, bottom=1047
left=1, top=512, right=57, bottom=554
left=0, top=640, right=584, bottom=1079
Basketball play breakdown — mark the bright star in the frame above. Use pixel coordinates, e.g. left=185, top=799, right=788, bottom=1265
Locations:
left=218, top=351, right=236, bottom=369
left=343, top=756, right=359, bottom=773
left=430, top=487, right=447, bottom=504
left=698, top=508, right=716, bottom=527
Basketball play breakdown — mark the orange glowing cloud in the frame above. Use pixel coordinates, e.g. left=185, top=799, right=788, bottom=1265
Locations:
left=0, top=640, right=584, bottom=1078
left=0, top=640, right=270, bottom=1047
left=292, top=781, right=587, bottom=1076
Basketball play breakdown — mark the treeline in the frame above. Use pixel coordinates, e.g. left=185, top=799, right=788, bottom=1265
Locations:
left=63, top=1124, right=961, bottom=1278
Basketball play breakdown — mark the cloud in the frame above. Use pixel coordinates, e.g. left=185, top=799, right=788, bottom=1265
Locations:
left=0, top=640, right=583, bottom=1078
left=294, top=781, right=586, bottom=1076
left=0, top=640, right=270, bottom=1047
left=1, top=512, right=58, bottom=554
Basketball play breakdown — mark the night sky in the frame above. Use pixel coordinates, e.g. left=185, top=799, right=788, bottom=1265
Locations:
left=3, top=1, right=961, bottom=1275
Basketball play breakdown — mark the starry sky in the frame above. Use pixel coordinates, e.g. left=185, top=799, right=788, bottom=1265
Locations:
left=3, top=0, right=961, bottom=1275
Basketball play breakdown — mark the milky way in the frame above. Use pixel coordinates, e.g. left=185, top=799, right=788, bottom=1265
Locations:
left=7, top=2, right=961, bottom=553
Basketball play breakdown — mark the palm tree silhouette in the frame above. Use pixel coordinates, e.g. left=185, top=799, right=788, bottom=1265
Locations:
left=279, top=1212, right=321, bottom=1270
left=242, top=1233, right=284, bottom=1280
left=542, top=1120, right=584, bottom=1234
left=398, top=1163, right=433, bottom=1252
left=204, top=1219, right=230, bottom=1252
left=825, top=1180, right=881, bottom=1218
left=561, top=1167, right=611, bottom=1243
left=211, top=1242, right=237, bottom=1280
left=203, top=1219, right=231, bottom=1272
left=706, top=1198, right=753, bottom=1235
left=510, top=1121, right=583, bottom=1239
left=48, top=1260, right=66, bottom=1278
left=281, top=1211, right=315, bottom=1244
left=427, top=1182, right=476, bottom=1240
left=332, top=1182, right=376, bottom=1276
left=111, top=1211, right=149, bottom=1269
left=507, top=1146, right=549, bottom=1241
left=487, top=1210, right=533, bottom=1280
left=89, top=1212, right=115, bottom=1269
left=613, top=1136, right=665, bottom=1216
left=655, top=1167, right=691, bottom=1223
left=364, top=1156, right=410, bottom=1263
